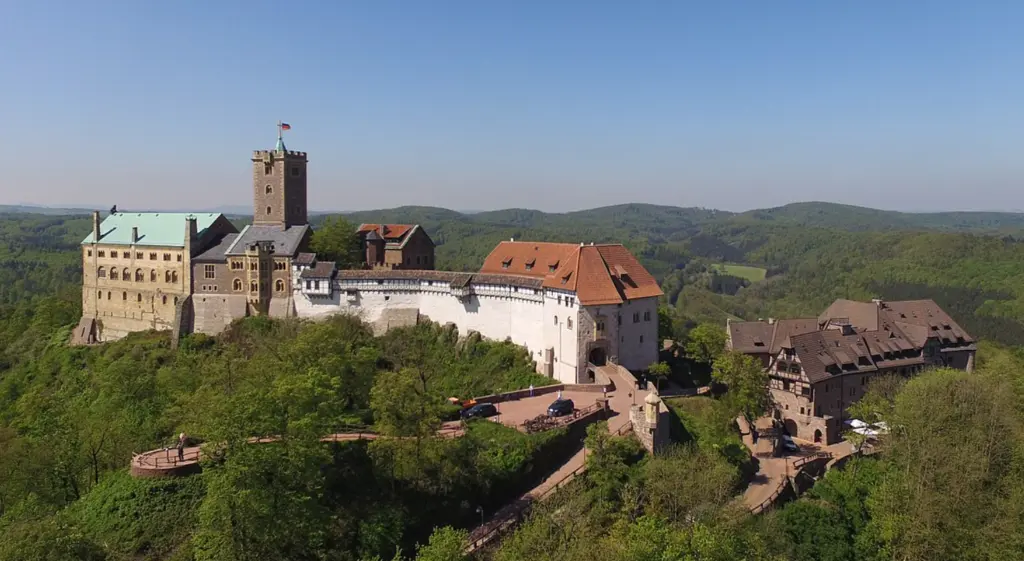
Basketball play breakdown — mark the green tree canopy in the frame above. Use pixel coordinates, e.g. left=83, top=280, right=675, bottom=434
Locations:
left=310, top=215, right=363, bottom=268
left=685, top=323, right=728, bottom=364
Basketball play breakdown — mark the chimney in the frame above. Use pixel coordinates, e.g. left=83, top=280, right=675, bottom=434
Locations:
left=131, top=226, right=138, bottom=244
left=92, top=211, right=100, bottom=243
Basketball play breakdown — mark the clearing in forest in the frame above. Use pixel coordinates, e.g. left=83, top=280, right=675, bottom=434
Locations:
left=710, top=263, right=767, bottom=282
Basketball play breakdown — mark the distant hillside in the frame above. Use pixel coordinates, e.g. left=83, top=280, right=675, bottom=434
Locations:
left=741, top=202, right=1024, bottom=233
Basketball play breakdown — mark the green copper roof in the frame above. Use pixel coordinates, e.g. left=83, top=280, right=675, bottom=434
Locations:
left=275, top=136, right=287, bottom=152
left=81, top=212, right=224, bottom=248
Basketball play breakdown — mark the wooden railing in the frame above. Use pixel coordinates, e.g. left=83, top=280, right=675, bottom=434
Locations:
left=132, top=448, right=201, bottom=468
left=792, top=451, right=833, bottom=469
left=748, top=451, right=836, bottom=515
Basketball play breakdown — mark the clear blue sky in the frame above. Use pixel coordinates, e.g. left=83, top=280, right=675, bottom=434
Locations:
left=2, top=1, right=1022, bottom=213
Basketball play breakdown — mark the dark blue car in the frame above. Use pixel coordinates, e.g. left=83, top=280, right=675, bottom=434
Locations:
left=462, top=403, right=498, bottom=420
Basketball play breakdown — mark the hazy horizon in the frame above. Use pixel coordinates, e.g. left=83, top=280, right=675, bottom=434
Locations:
left=2, top=2, right=1022, bottom=212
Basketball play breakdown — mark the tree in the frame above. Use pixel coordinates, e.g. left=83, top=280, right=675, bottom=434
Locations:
left=414, top=527, right=469, bottom=561
left=711, top=352, right=769, bottom=419
left=684, top=323, right=727, bottom=364
left=657, top=306, right=677, bottom=343
left=309, top=215, right=363, bottom=268
left=647, top=362, right=671, bottom=392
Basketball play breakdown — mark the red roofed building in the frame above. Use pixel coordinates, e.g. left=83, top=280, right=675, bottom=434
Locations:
left=356, top=224, right=435, bottom=270
left=294, top=238, right=664, bottom=384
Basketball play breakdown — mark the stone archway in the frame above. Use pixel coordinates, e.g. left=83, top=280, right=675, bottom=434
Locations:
left=813, top=429, right=823, bottom=443
left=784, top=419, right=798, bottom=437
left=588, top=346, right=607, bottom=366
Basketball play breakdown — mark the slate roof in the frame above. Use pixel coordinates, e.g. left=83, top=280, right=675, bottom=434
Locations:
left=81, top=212, right=224, bottom=248
left=768, top=318, right=819, bottom=355
left=333, top=269, right=545, bottom=289
left=480, top=241, right=663, bottom=306
left=300, top=261, right=336, bottom=279
left=882, top=299, right=974, bottom=346
left=293, top=252, right=316, bottom=266
left=192, top=233, right=240, bottom=263
left=224, top=224, right=309, bottom=257
left=727, top=321, right=774, bottom=354
left=357, top=223, right=414, bottom=240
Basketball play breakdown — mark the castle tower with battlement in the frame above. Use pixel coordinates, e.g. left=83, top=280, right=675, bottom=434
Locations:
left=252, top=126, right=308, bottom=228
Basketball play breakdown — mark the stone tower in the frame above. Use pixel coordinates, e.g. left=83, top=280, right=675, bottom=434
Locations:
left=251, top=124, right=308, bottom=228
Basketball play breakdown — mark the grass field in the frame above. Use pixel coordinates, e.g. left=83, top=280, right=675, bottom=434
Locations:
left=710, top=263, right=767, bottom=282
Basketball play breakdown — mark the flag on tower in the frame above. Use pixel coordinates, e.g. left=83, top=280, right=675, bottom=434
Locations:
left=280, top=123, right=291, bottom=130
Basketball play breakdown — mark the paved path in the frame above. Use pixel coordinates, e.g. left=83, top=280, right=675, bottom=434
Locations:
left=738, top=418, right=857, bottom=513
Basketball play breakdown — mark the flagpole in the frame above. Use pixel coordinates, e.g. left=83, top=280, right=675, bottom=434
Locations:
left=277, top=120, right=283, bottom=142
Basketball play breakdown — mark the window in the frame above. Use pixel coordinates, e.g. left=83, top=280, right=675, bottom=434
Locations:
left=122, top=268, right=129, bottom=280
left=305, top=280, right=311, bottom=290
left=632, top=312, right=640, bottom=323
left=122, top=251, right=130, bottom=258
left=136, top=252, right=143, bottom=259
left=800, top=407, right=805, bottom=415
left=150, top=252, right=157, bottom=260
left=87, top=249, right=92, bottom=257
left=97, top=267, right=106, bottom=278
left=617, top=315, right=622, bottom=326
left=97, top=290, right=101, bottom=299
left=110, top=269, right=119, bottom=280
left=548, top=265, right=556, bottom=273
left=163, top=253, right=171, bottom=261
left=135, top=269, right=143, bottom=282
left=98, top=250, right=106, bottom=258
left=177, top=254, right=182, bottom=262
left=849, top=387, right=855, bottom=397
left=553, top=316, right=558, bottom=325
left=783, top=380, right=790, bottom=391
left=233, top=278, right=242, bottom=291
left=137, top=293, right=142, bottom=302
left=643, top=311, right=651, bottom=321
left=162, top=295, right=167, bottom=305
left=525, top=263, right=533, bottom=270
left=291, top=166, right=300, bottom=177
left=204, top=265, right=215, bottom=279
left=314, top=280, right=320, bottom=290
left=265, top=184, right=273, bottom=194
left=171, top=271, right=178, bottom=283
left=384, top=295, right=390, bottom=301
left=122, top=291, right=127, bottom=301
left=266, top=206, right=272, bottom=215
left=150, top=270, right=156, bottom=282
left=567, top=318, right=573, bottom=330
left=107, top=291, right=111, bottom=300
left=275, top=279, right=285, bottom=292
left=640, top=335, right=644, bottom=343
left=597, top=320, right=605, bottom=332
left=250, top=281, right=258, bottom=292
left=274, top=261, right=285, bottom=271
left=558, top=295, right=562, bottom=305
left=250, top=262, right=258, bottom=271
left=165, top=271, right=171, bottom=282
left=231, top=261, right=243, bottom=270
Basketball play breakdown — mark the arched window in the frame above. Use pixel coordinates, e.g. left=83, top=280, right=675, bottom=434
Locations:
left=265, top=184, right=272, bottom=194
left=107, top=291, right=111, bottom=300
left=135, top=269, right=144, bottom=282
left=275, top=279, right=285, bottom=292
left=122, top=291, right=127, bottom=301
left=162, top=295, right=167, bottom=305
left=97, top=267, right=106, bottom=278
left=250, top=281, right=258, bottom=292
left=97, top=290, right=102, bottom=299
left=150, top=269, right=156, bottom=282
left=266, top=206, right=272, bottom=215
left=137, top=293, right=142, bottom=302
left=165, top=271, right=171, bottom=282
left=233, top=278, right=242, bottom=291
left=110, top=269, right=119, bottom=280
left=122, top=268, right=129, bottom=280
left=553, top=316, right=558, bottom=325
left=567, top=317, right=573, bottom=330
left=171, top=271, right=178, bottom=283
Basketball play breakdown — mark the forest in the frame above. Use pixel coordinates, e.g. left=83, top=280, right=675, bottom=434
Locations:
left=1, top=202, right=1024, bottom=560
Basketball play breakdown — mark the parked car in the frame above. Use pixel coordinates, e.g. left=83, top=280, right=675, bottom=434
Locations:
left=547, top=398, right=575, bottom=417
left=782, top=434, right=799, bottom=452
left=462, top=403, right=498, bottom=420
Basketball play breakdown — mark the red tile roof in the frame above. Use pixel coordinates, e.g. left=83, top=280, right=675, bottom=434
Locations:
left=480, top=241, right=663, bottom=305
left=357, top=224, right=414, bottom=241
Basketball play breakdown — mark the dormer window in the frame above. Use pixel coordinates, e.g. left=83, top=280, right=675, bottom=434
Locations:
left=548, top=260, right=559, bottom=273
left=501, top=257, right=512, bottom=269
left=525, top=258, right=535, bottom=271
left=561, top=272, right=571, bottom=285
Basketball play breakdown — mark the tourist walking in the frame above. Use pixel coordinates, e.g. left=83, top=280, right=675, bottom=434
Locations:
left=176, top=432, right=186, bottom=461
left=529, top=384, right=534, bottom=397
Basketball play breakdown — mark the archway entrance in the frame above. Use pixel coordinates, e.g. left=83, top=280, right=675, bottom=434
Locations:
left=784, top=419, right=798, bottom=437
left=588, top=347, right=607, bottom=366
left=813, top=429, right=822, bottom=443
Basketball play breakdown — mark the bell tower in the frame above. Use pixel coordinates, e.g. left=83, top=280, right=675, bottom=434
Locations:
left=252, top=122, right=308, bottom=228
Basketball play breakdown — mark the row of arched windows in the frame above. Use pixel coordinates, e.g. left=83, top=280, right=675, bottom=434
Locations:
left=96, top=290, right=178, bottom=306
left=231, top=278, right=287, bottom=292
left=97, top=267, right=178, bottom=283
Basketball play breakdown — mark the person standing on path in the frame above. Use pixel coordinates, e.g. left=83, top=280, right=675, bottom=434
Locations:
left=529, top=384, right=534, bottom=397
left=603, top=386, right=608, bottom=399
left=176, top=432, right=186, bottom=461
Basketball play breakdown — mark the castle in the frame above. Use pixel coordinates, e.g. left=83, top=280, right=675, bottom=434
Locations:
left=73, top=132, right=664, bottom=384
